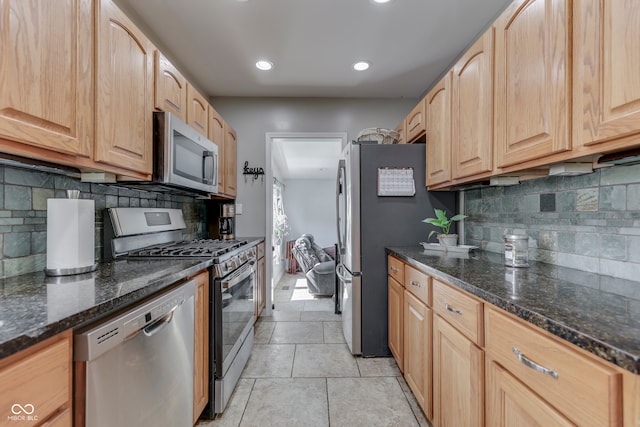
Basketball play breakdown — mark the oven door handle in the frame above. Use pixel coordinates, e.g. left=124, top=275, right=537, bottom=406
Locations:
left=221, top=260, right=256, bottom=290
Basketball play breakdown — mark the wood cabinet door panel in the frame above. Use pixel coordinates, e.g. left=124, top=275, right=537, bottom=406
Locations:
left=0, top=332, right=71, bottom=427
left=388, top=276, right=404, bottom=372
left=574, top=0, right=640, bottom=147
left=433, top=315, right=484, bottom=427
left=208, top=107, right=225, bottom=191
left=95, top=0, right=153, bottom=174
left=406, top=100, right=425, bottom=142
left=426, top=73, right=452, bottom=187
left=193, top=271, right=209, bottom=423
left=496, top=0, right=571, bottom=167
left=487, top=361, right=575, bottom=427
left=187, top=84, right=208, bottom=136
left=404, top=290, right=432, bottom=419
left=154, top=51, right=186, bottom=121
left=224, top=124, right=237, bottom=197
left=452, top=29, right=494, bottom=179
left=0, top=0, right=92, bottom=157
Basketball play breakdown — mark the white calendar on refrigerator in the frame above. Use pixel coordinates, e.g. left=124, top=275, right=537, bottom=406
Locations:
left=377, top=167, right=416, bottom=196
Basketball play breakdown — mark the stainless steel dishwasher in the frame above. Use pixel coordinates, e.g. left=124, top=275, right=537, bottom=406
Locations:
left=74, top=280, right=195, bottom=427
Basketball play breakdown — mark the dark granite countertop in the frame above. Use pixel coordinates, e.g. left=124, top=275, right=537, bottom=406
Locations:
left=0, top=258, right=211, bottom=359
left=386, top=246, right=640, bottom=375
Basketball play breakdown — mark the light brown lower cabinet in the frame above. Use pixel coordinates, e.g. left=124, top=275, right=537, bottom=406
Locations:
left=485, top=306, right=623, bottom=427
left=433, top=314, right=484, bottom=427
left=403, top=290, right=432, bottom=419
left=388, top=254, right=638, bottom=427
left=387, top=275, right=404, bottom=372
left=487, top=361, right=574, bottom=426
left=0, top=330, right=72, bottom=427
left=193, top=271, right=210, bottom=424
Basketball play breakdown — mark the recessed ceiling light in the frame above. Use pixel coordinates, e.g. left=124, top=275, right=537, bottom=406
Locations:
left=353, top=61, right=370, bottom=71
left=372, top=0, right=392, bottom=3
left=255, top=60, right=273, bottom=71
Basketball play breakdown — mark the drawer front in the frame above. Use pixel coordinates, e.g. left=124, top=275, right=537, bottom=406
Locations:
left=432, top=279, right=483, bottom=345
left=0, top=333, right=71, bottom=427
left=257, top=242, right=265, bottom=259
left=388, top=256, right=404, bottom=284
left=485, top=307, right=622, bottom=427
left=404, top=265, right=431, bottom=306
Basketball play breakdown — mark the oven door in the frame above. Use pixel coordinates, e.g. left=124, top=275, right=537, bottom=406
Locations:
left=214, top=260, right=256, bottom=378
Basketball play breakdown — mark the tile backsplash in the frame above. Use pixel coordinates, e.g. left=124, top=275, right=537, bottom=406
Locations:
left=0, top=165, right=208, bottom=278
left=463, top=163, right=640, bottom=287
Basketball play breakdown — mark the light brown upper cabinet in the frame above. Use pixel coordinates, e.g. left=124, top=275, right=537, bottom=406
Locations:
left=154, top=52, right=187, bottom=121
left=208, top=106, right=225, bottom=193
left=426, top=73, right=452, bottom=187
left=452, top=29, right=494, bottom=180
left=495, top=0, right=571, bottom=170
left=223, top=123, right=237, bottom=197
left=187, top=84, right=208, bottom=137
left=0, top=0, right=92, bottom=158
left=395, top=120, right=406, bottom=144
left=95, top=0, right=154, bottom=176
left=406, top=100, right=426, bottom=143
left=573, top=0, right=640, bottom=154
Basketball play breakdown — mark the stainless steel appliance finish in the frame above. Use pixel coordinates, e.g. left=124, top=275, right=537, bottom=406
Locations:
left=212, top=256, right=256, bottom=414
left=103, top=207, right=256, bottom=417
left=75, top=280, right=196, bottom=427
left=125, top=111, right=218, bottom=195
left=336, top=142, right=456, bottom=356
left=219, top=203, right=236, bottom=240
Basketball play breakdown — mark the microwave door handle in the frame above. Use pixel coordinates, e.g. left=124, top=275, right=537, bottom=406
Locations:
left=202, top=151, right=215, bottom=185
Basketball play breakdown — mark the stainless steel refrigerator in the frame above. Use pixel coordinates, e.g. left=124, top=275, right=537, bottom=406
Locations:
left=336, top=141, right=455, bottom=356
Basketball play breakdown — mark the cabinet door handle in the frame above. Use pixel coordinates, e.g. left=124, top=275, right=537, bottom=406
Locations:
left=512, top=347, right=559, bottom=379
left=445, top=303, right=462, bottom=315
left=390, top=266, right=399, bottom=273
left=410, top=280, right=420, bottom=287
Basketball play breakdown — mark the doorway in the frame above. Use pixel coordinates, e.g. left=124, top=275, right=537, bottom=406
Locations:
left=264, top=132, right=347, bottom=315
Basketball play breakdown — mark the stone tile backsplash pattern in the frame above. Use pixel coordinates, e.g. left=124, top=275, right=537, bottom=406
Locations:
left=463, top=163, right=640, bottom=291
left=0, top=165, right=207, bottom=278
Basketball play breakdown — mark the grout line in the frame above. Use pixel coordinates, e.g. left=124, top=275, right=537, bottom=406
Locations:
left=325, top=377, right=331, bottom=427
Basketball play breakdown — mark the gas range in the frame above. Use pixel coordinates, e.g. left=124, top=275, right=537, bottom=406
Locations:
left=104, top=208, right=255, bottom=278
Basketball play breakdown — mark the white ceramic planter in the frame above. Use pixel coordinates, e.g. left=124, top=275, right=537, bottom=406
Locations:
left=438, top=234, right=458, bottom=247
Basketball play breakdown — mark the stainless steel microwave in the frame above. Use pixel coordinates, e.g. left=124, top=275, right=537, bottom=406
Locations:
left=153, top=111, right=218, bottom=194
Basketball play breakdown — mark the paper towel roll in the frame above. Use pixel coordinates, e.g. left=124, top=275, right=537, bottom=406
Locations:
left=46, top=198, right=96, bottom=275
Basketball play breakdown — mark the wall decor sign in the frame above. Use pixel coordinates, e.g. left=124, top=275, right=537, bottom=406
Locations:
left=243, top=161, right=265, bottom=182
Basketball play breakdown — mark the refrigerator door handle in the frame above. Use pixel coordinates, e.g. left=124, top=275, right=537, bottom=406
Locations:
left=337, top=263, right=360, bottom=282
left=336, top=159, right=346, bottom=256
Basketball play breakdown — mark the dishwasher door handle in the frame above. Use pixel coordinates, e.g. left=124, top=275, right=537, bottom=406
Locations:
left=143, top=304, right=178, bottom=337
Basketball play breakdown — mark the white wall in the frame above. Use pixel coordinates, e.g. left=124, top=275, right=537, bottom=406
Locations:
left=271, top=160, right=286, bottom=285
left=285, top=179, right=336, bottom=249
left=210, top=97, right=417, bottom=237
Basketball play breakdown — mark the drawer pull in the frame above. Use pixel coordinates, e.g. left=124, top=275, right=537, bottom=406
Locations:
left=445, top=303, right=462, bottom=315
left=410, top=280, right=420, bottom=287
left=390, top=266, right=399, bottom=273
left=512, top=347, right=559, bottom=379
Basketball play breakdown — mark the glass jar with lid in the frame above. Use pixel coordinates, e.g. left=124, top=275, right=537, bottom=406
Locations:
left=504, top=234, right=529, bottom=267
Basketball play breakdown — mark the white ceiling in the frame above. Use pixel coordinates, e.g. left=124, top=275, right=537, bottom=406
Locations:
left=114, top=0, right=511, bottom=180
left=114, top=0, right=512, bottom=99
left=272, top=137, right=343, bottom=180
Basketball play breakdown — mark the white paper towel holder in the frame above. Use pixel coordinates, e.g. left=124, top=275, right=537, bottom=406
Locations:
left=45, top=190, right=98, bottom=277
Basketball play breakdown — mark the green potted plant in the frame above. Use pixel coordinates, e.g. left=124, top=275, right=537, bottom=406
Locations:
left=422, top=208, right=467, bottom=247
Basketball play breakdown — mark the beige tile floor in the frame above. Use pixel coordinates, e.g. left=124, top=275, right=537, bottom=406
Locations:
left=198, top=273, right=431, bottom=427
